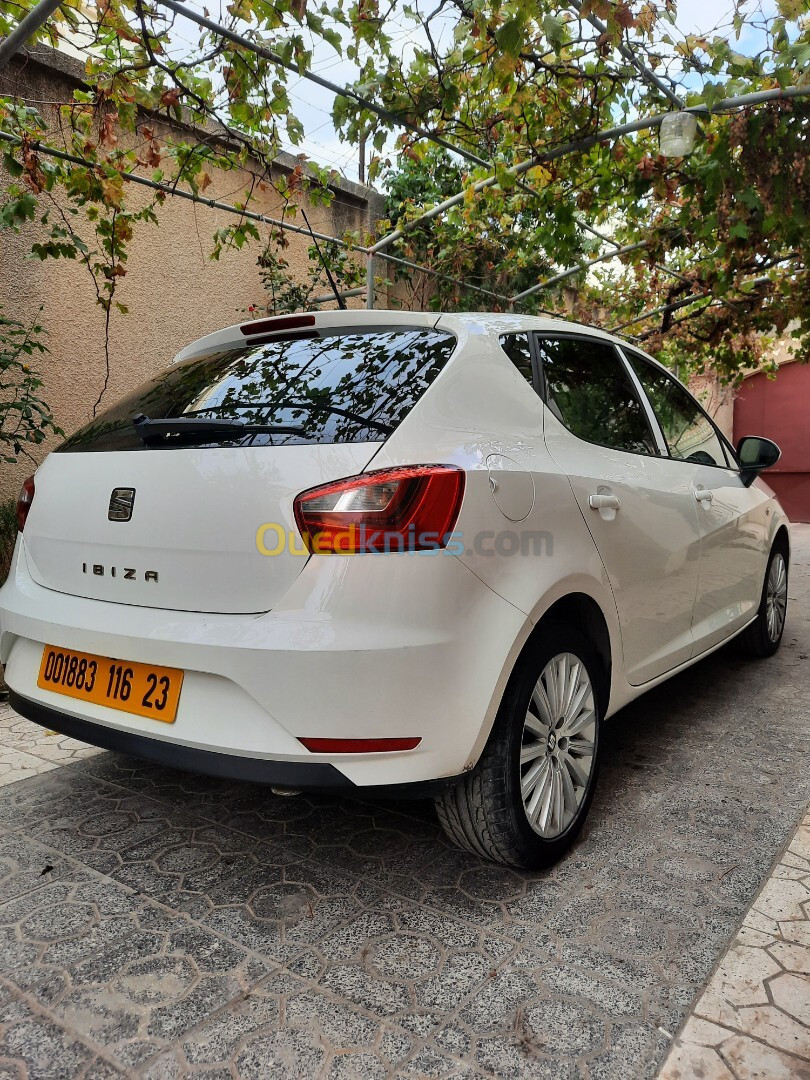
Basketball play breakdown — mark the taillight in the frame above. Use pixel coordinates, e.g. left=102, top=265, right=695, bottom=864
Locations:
left=16, top=475, right=35, bottom=532
left=293, top=465, right=465, bottom=554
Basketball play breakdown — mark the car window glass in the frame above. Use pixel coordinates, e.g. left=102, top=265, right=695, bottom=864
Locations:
left=625, top=352, right=729, bottom=468
left=500, top=333, right=534, bottom=385
left=58, top=328, right=457, bottom=452
left=536, top=336, right=658, bottom=456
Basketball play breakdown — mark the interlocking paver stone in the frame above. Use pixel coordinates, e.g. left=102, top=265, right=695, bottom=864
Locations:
left=658, top=805, right=810, bottom=1079
left=0, top=523, right=808, bottom=1078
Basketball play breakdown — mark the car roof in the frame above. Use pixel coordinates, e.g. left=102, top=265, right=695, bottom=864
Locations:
left=434, top=311, right=636, bottom=349
left=174, top=308, right=661, bottom=374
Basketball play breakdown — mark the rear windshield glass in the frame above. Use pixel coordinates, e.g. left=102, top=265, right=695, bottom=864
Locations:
left=58, top=327, right=457, bottom=452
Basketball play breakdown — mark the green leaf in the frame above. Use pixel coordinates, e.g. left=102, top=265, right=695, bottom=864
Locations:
left=495, top=16, right=523, bottom=58
left=2, top=152, right=23, bottom=178
left=542, top=14, right=566, bottom=51
left=320, top=25, right=342, bottom=52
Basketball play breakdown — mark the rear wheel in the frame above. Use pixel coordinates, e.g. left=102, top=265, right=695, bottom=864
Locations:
left=738, top=542, right=789, bottom=658
left=435, top=625, right=602, bottom=869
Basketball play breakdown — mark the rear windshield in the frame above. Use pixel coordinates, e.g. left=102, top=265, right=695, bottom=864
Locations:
left=58, top=327, right=457, bottom=452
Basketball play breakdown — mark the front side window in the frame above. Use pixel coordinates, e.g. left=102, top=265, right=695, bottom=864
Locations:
left=624, top=352, right=729, bottom=468
left=59, top=328, right=457, bottom=452
left=536, top=336, right=657, bottom=456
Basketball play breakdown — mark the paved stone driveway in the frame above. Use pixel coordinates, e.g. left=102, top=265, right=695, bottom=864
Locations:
left=0, top=528, right=807, bottom=1079
left=659, top=805, right=810, bottom=1079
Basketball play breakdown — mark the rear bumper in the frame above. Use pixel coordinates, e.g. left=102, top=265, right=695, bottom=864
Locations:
left=9, top=690, right=464, bottom=796
left=0, top=538, right=528, bottom=787
left=9, top=689, right=347, bottom=788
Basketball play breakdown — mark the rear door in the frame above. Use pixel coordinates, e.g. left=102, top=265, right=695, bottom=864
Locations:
left=621, top=349, right=768, bottom=650
left=23, top=325, right=457, bottom=614
left=537, top=334, right=703, bottom=685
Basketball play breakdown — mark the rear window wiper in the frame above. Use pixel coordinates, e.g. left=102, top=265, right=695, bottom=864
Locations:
left=132, top=414, right=305, bottom=444
left=279, top=402, right=394, bottom=435
left=178, top=402, right=394, bottom=436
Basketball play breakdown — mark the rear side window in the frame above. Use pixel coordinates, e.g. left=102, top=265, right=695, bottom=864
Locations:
left=500, top=333, right=534, bottom=385
left=536, top=336, right=658, bottom=456
left=59, top=328, right=457, bottom=452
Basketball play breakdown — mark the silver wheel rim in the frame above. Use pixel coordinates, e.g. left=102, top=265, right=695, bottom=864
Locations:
left=520, top=652, right=597, bottom=839
left=766, top=553, right=787, bottom=642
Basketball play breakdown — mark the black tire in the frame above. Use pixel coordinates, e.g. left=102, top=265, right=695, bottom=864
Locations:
left=435, top=624, right=603, bottom=870
left=737, top=540, right=789, bottom=659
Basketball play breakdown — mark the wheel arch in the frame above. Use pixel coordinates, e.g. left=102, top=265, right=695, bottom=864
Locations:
left=494, top=591, right=613, bottom=725
left=463, top=578, right=622, bottom=776
left=773, top=523, right=790, bottom=564
left=530, top=593, right=612, bottom=717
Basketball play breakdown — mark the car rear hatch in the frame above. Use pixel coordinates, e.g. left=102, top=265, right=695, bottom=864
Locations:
left=21, top=315, right=456, bottom=614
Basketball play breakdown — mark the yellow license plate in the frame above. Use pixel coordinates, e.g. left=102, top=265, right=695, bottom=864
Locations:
left=37, top=645, right=183, bottom=724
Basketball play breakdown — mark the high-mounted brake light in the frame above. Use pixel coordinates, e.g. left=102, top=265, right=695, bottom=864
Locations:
left=240, top=314, right=316, bottom=337
left=16, top=475, right=35, bottom=532
left=293, top=465, right=465, bottom=555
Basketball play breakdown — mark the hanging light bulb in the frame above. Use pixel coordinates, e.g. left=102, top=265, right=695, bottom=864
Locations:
left=659, top=111, right=698, bottom=157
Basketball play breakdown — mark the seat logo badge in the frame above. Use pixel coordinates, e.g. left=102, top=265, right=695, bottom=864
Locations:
left=108, top=487, right=136, bottom=522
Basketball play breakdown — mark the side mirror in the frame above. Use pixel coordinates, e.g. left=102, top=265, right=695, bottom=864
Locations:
left=737, top=436, right=781, bottom=487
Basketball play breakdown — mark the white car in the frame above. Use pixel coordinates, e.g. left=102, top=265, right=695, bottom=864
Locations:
left=0, top=311, right=789, bottom=868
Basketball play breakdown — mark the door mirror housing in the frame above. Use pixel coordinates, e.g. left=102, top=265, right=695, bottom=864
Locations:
left=736, top=436, right=781, bottom=486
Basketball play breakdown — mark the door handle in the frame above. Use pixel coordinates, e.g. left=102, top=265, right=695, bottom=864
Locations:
left=695, top=488, right=714, bottom=503
left=589, top=494, right=621, bottom=511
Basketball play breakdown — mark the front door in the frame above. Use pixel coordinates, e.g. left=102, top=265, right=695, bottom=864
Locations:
left=622, top=348, right=768, bottom=652
left=537, top=335, right=703, bottom=685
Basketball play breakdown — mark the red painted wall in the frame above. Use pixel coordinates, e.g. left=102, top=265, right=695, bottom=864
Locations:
left=733, top=361, right=810, bottom=523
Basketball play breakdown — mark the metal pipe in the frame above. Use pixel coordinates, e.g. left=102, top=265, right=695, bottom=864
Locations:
left=0, top=131, right=515, bottom=308
left=510, top=240, right=649, bottom=302
left=156, top=0, right=492, bottom=172
left=311, top=286, right=365, bottom=304
left=573, top=218, right=694, bottom=287
left=153, top=0, right=687, bottom=272
left=609, top=289, right=709, bottom=331
left=0, top=0, right=64, bottom=70
left=0, top=130, right=354, bottom=247
left=370, top=83, right=810, bottom=256
left=133, top=0, right=707, bottom=306
left=568, top=0, right=683, bottom=107
left=375, top=249, right=516, bottom=305
left=608, top=274, right=774, bottom=333
left=365, top=252, right=375, bottom=309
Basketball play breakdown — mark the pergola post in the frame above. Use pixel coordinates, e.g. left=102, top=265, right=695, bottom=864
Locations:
left=366, top=253, right=375, bottom=310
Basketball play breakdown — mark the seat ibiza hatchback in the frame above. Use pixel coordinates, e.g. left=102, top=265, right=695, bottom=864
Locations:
left=0, top=311, right=789, bottom=868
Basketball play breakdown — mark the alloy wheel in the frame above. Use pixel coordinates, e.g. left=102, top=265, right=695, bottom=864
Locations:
left=766, top=553, right=788, bottom=643
left=520, top=652, right=597, bottom=839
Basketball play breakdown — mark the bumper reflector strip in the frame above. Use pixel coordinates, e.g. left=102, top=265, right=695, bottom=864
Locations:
left=299, top=737, right=421, bottom=753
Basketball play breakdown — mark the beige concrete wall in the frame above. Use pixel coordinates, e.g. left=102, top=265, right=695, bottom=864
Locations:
left=0, top=46, right=384, bottom=502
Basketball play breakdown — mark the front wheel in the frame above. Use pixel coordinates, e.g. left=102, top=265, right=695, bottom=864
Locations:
left=435, top=626, right=602, bottom=869
left=738, top=542, right=789, bottom=659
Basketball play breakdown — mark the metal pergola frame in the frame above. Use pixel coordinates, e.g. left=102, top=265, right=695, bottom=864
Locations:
left=151, top=0, right=689, bottom=310
left=2, top=0, right=809, bottom=320
left=0, top=128, right=519, bottom=309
